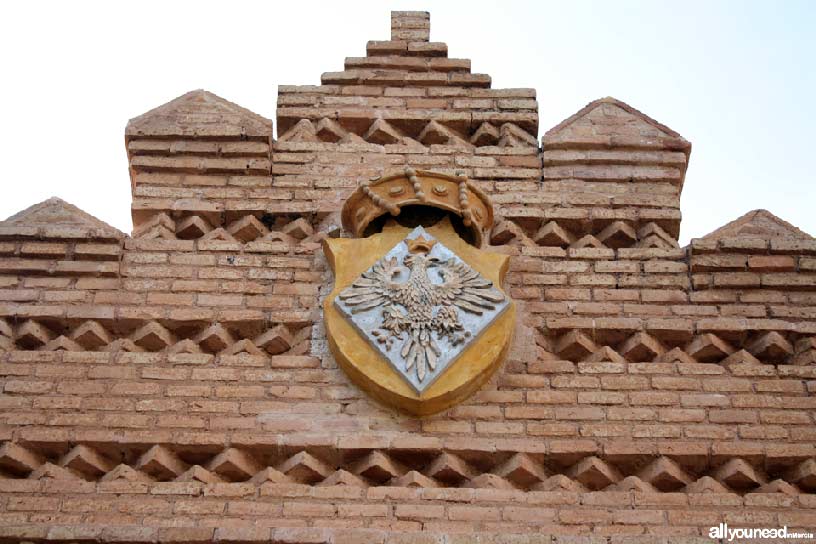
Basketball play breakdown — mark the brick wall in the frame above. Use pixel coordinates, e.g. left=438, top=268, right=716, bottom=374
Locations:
left=1, top=11, right=815, bottom=543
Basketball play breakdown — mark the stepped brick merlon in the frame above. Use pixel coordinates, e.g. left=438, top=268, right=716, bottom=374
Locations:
left=279, top=11, right=535, bottom=139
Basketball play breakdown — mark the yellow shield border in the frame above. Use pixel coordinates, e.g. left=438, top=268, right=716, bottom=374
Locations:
left=322, top=221, right=515, bottom=416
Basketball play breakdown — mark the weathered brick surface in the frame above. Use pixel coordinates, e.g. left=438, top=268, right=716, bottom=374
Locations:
left=1, top=9, right=815, bottom=542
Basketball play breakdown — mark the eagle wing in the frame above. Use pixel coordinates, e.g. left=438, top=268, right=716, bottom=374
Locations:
left=432, top=258, right=505, bottom=315
left=338, top=256, right=408, bottom=313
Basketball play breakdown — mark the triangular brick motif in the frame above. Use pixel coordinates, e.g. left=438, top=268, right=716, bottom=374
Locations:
left=470, top=122, right=500, bottom=146
left=492, top=453, right=549, bottom=488
left=103, top=338, right=144, bottom=353
left=534, top=221, right=574, bottom=247
left=278, top=119, right=320, bottom=143
left=168, top=339, right=202, bottom=354
left=281, top=217, right=314, bottom=240
left=583, top=346, right=626, bottom=364
left=747, top=331, right=793, bottom=362
left=350, top=451, right=406, bottom=483
left=126, top=89, right=273, bottom=139
left=784, top=459, right=816, bottom=491
left=28, top=462, right=82, bottom=481
left=555, top=330, right=597, bottom=361
left=619, top=332, right=665, bottom=362
left=417, top=120, right=471, bottom=148
left=657, top=347, right=698, bottom=365
left=490, top=219, right=521, bottom=246
left=250, top=467, right=292, bottom=485
left=425, top=453, right=474, bottom=484
left=41, top=335, right=83, bottom=352
left=597, top=221, right=637, bottom=249
left=755, top=479, right=799, bottom=495
left=1, top=197, right=123, bottom=239
left=101, top=464, right=154, bottom=483
left=566, top=456, right=621, bottom=490
left=319, top=469, right=368, bottom=487
left=254, top=325, right=293, bottom=355
left=685, top=333, right=734, bottom=364
left=684, top=476, right=730, bottom=494
left=465, top=473, right=516, bottom=490
left=175, top=215, right=212, bottom=239
left=195, top=323, right=236, bottom=354
left=0, top=443, right=44, bottom=475
left=207, top=448, right=262, bottom=481
left=134, top=212, right=176, bottom=240
left=315, top=117, right=365, bottom=144
left=0, top=319, right=12, bottom=340
left=721, top=349, right=762, bottom=369
left=390, top=470, right=439, bottom=488
left=610, top=475, right=657, bottom=493
left=201, top=227, right=238, bottom=243
left=637, top=456, right=692, bottom=491
left=176, top=465, right=224, bottom=484
left=222, top=338, right=267, bottom=357
left=532, top=474, right=586, bottom=492
left=71, top=321, right=112, bottom=350
left=712, top=458, right=764, bottom=490
left=259, top=231, right=297, bottom=247
left=135, top=445, right=188, bottom=481
left=131, top=322, right=176, bottom=352
left=498, top=123, right=537, bottom=148
left=60, top=445, right=115, bottom=479
left=227, top=215, right=268, bottom=243
left=700, top=209, right=813, bottom=241
left=277, top=451, right=333, bottom=484
left=637, top=223, right=679, bottom=249
left=569, top=234, right=606, bottom=250
left=363, top=119, right=420, bottom=146
left=15, top=321, right=54, bottom=349
left=794, top=338, right=816, bottom=366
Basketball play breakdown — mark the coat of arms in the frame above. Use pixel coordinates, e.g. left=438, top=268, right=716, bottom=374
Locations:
left=323, top=168, right=514, bottom=415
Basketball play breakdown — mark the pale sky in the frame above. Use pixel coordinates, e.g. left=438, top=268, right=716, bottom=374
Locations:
left=1, top=1, right=813, bottom=244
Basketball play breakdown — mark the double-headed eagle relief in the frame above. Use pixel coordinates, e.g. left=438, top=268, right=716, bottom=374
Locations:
left=325, top=168, right=514, bottom=414
left=334, top=227, right=509, bottom=393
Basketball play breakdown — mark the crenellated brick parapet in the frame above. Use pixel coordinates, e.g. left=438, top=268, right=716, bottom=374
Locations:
left=1, top=9, right=815, bottom=542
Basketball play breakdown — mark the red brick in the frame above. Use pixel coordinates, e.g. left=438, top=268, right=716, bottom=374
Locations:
left=448, top=506, right=501, bottom=521
left=0, top=12, right=810, bottom=540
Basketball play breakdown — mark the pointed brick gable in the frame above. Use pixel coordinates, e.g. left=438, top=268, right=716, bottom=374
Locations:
left=543, top=96, right=689, bottom=152
left=0, top=197, right=123, bottom=279
left=0, top=197, right=123, bottom=240
left=126, top=89, right=273, bottom=139
left=701, top=209, right=813, bottom=240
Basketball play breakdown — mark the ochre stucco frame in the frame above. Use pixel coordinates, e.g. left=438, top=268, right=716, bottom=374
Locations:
left=323, top=219, right=514, bottom=416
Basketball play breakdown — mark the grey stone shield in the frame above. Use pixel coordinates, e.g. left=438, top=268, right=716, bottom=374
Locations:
left=334, top=227, right=509, bottom=394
